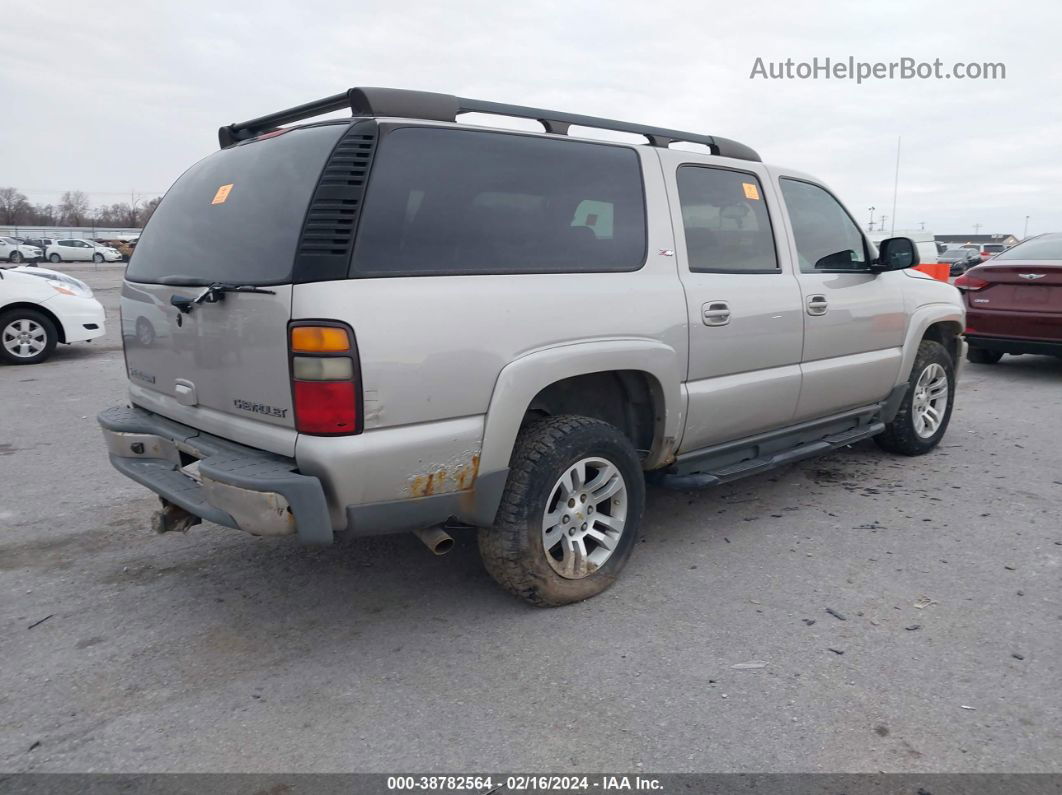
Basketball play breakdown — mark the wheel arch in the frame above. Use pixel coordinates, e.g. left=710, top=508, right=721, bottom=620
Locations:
left=896, top=304, right=964, bottom=385
left=0, top=301, right=66, bottom=344
left=478, top=339, right=686, bottom=477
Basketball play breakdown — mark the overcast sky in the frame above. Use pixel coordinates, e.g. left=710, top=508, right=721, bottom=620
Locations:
left=3, top=0, right=1060, bottom=238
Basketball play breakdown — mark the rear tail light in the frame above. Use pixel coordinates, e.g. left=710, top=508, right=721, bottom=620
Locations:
left=954, top=274, right=989, bottom=291
left=289, top=323, right=361, bottom=435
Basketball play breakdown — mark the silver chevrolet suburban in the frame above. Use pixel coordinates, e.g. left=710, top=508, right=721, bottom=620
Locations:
left=99, top=87, right=966, bottom=606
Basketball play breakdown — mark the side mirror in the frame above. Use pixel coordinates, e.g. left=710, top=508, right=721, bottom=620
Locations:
left=874, top=237, right=920, bottom=271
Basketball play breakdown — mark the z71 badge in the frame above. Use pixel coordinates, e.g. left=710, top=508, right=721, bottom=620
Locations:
left=233, top=399, right=288, bottom=418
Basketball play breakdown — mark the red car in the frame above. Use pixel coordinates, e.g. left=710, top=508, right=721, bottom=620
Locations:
left=956, top=233, right=1062, bottom=363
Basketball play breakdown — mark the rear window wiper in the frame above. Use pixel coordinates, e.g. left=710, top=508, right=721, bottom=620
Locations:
left=170, top=282, right=276, bottom=313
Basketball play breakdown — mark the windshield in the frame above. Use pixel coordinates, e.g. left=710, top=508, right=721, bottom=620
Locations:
left=127, top=122, right=348, bottom=285
left=996, top=234, right=1062, bottom=261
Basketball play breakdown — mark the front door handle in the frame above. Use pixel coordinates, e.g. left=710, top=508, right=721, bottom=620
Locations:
left=806, top=294, right=829, bottom=316
left=702, top=300, right=731, bottom=326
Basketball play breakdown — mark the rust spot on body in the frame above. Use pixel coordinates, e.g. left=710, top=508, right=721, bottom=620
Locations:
left=408, top=452, right=481, bottom=498
left=454, top=454, right=480, bottom=491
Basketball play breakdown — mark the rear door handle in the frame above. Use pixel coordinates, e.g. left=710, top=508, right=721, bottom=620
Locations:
left=702, top=301, right=731, bottom=326
left=806, top=294, right=828, bottom=316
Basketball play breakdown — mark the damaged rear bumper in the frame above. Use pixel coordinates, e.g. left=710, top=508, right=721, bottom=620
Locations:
left=98, top=405, right=333, bottom=544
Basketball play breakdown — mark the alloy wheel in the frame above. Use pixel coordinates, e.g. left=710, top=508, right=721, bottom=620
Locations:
left=541, top=456, right=628, bottom=579
left=2, top=318, right=48, bottom=359
left=912, top=362, right=949, bottom=438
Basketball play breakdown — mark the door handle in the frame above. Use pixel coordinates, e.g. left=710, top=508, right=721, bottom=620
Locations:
left=806, top=294, right=828, bottom=316
left=702, top=301, right=731, bottom=326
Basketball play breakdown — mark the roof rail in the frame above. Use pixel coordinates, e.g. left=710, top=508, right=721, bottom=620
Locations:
left=218, top=87, right=761, bottom=161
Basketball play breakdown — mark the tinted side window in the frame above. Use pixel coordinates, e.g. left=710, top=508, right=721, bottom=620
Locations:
left=676, top=167, right=778, bottom=273
left=779, top=179, right=868, bottom=272
left=351, top=128, right=647, bottom=276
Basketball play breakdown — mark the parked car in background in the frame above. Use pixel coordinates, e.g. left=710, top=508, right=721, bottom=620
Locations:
left=23, top=238, right=58, bottom=257
left=939, top=247, right=981, bottom=276
left=957, top=233, right=1062, bottom=363
left=46, top=239, right=122, bottom=263
left=980, top=243, right=1008, bottom=260
left=96, top=239, right=137, bottom=261
left=0, top=236, right=44, bottom=264
left=0, top=264, right=106, bottom=364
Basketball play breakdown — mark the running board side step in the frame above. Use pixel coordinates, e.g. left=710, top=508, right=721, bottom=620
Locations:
left=652, top=421, right=885, bottom=491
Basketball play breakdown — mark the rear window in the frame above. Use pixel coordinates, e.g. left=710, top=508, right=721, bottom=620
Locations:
left=982, top=244, right=1005, bottom=253
left=127, top=123, right=348, bottom=285
left=350, top=127, right=647, bottom=276
left=996, top=235, right=1062, bottom=260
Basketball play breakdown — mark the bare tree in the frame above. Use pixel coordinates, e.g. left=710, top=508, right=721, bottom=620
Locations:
left=58, top=190, right=91, bottom=226
left=138, top=196, right=162, bottom=226
left=0, top=187, right=30, bottom=225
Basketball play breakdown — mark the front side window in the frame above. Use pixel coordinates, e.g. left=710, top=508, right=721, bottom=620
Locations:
left=676, top=167, right=778, bottom=273
left=350, top=128, right=647, bottom=276
left=779, top=179, right=868, bottom=272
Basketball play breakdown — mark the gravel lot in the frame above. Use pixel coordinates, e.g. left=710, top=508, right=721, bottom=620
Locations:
left=1, top=263, right=1060, bottom=774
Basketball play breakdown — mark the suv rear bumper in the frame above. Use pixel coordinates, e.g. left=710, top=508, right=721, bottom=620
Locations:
left=965, top=334, right=1062, bottom=357
left=98, top=405, right=333, bottom=544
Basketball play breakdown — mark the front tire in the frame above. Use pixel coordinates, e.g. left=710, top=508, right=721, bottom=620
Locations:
left=967, top=347, right=1003, bottom=364
left=48, top=253, right=61, bottom=263
left=92, top=253, right=104, bottom=263
left=9, top=251, right=23, bottom=263
left=479, top=415, right=645, bottom=607
left=0, top=309, right=58, bottom=365
left=875, top=340, right=955, bottom=456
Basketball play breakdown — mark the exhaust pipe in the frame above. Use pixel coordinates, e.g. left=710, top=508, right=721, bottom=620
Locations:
left=413, top=525, right=454, bottom=556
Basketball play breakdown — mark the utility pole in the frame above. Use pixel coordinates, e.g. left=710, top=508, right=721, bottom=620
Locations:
left=1024, top=215, right=1030, bottom=239
left=880, top=214, right=888, bottom=232
left=868, top=206, right=876, bottom=232
left=919, top=221, right=926, bottom=231
left=890, top=136, right=901, bottom=236
left=973, top=223, right=982, bottom=235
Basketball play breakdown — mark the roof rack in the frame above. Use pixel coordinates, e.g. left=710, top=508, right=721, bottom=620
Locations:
left=218, top=87, right=761, bottom=161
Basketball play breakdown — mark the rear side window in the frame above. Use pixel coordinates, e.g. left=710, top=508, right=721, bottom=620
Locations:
left=127, top=123, right=348, bottom=285
left=779, top=179, right=868, bottom=272
left=676, top=166, right=778, bottom=273
left=350, top=128, right=647, bottom=276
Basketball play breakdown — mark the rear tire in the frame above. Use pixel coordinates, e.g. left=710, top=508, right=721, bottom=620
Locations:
left=478, top=415, right=645, bottom=607
left=0, top=308, right=58, bottom=365
left=875, top=340, right=955, bottom=456
left=967, top=347, right=1003, bottom=364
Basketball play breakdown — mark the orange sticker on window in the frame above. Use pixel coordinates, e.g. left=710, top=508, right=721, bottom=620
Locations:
left=742, top=182, right=760, bottom=201
left=211, top=184, right=233, bottom=205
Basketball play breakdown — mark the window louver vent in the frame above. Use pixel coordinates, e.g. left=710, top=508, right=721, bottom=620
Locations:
left=294, top=123, right=377, bottom=282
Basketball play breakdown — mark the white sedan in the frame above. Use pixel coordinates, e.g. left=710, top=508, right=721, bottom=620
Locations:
left=0, top=266, right=106, bottom=364
left=46, top=239, right=123, bottom=263
left=0, top=236, right=44, bottom=264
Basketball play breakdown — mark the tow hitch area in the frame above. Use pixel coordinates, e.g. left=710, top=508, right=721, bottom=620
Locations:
left=151, top=498, right=202, bottom=535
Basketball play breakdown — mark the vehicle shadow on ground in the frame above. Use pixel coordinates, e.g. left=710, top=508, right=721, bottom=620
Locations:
left=966, top=353, right=1062, bottom=380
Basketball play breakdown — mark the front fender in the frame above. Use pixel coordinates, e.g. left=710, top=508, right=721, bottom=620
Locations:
left=897, top=302, right=965, bottom=385
left=478, top=338, right=686, bottom=476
